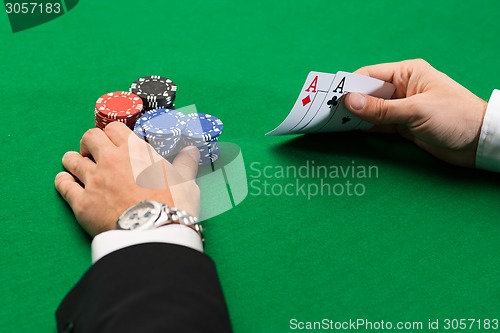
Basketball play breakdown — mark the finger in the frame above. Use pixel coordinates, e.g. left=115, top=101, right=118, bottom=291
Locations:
left=353, top=63, right=405, bottom=99
left=353, top=62, right=403, bottom=83
left=80, top=128, right=114, bottom=160
left=354, top=59, right=427, bottom=83
left=345, top=92, right=419, bottom=126
left=172, top=146, right=200, bottom=181
left=62, top=151, right=96, bottom=184
left=54, top=171, right=85, bottom=206
left=104, top=121, right=133, bottom=147
left=354, top=59, right=433, bottom=99
left=127, top=133, right=170, bottom=183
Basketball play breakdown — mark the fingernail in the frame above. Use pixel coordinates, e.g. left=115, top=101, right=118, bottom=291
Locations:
left=349, top=93, right=365, bottom=111
left=55, top=171, right=65, bottom=180
left=63, top=151, right=77, bottom=159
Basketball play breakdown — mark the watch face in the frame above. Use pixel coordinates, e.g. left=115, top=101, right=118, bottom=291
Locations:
left=118, top=201, right=158, bottom=230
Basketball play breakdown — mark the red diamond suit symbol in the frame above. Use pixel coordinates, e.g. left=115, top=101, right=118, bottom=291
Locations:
left=302, top=95, right=311, bottom=106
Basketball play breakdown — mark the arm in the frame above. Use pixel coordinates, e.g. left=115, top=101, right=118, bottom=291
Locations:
left=54, top=122, right=232, bottom=333
left=56, top=243, right=232, bottom=333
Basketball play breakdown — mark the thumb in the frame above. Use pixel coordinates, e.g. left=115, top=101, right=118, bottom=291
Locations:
left=345, top=92, right=412, bottom=126
left=172, top=146, right=200, bottom=182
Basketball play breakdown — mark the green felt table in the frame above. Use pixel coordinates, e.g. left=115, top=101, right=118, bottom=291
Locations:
left=1, top=1, right=499, bottom=332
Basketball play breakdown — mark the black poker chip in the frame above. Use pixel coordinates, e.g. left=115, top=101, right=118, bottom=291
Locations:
left=130, top=76, right=177, bottom=108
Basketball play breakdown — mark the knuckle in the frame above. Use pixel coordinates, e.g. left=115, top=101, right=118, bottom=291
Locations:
left=412, top=58, right=429, bottom=68
left=105, top=151, right=121, bottom=166
left=105, top=121, right=123, bottom=132
left=63, top=185, right=75, bottom=199
left=72, top=200, right=87, bottom=217
left=354, top=65, right=369, bottom=75
left=402, top=98, right=420, bottom=125
left=373, top=98, right=389, bottom=123
left=58, top=180, right=74, bottom=199
left=81, top=128, right=100, bottom=144
left=89, top=172, right=104, bottom=187
left=63, top=152, right=78, bottom=169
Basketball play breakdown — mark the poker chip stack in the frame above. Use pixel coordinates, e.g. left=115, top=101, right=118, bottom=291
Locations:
left=130, top=76, right=176, bottom=111
left=94, top=91, right=143, bottom=130
left=134, top=109, right=223, bottom=165
left=181, top=113, right=223, bottom=165
left=134, top=108, right=185, bottom=158
left=94, top=75, right=223, bottom=165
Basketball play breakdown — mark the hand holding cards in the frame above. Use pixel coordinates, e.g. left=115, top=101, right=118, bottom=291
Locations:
left=267, top=71, right=395, bottom=135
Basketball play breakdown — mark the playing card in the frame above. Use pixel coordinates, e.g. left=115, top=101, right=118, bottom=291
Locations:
left=266, top=71, right=336, bottom=135
left=315, top=71, right=395, bottom=132
left=302, top=72, right=352, bottom=132
left=267, top=70, right=396, bottom=135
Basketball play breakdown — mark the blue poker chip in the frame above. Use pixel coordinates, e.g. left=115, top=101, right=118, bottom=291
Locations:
left=134, top=121, right=179, bottom=142
left=198, top=146, right=220, bottom=165
left=149, top=138, right=178, bottom=151
left=159, top=144, right=220, bottom=164
left=183, top=113, right=223, bottom=141
left=134, top=112, right=182, bottom=157
left=180, top=136, right=213, bottom=149
left=202, top=145, right=219, bottom=157
left=199, top=153, right=219, bottom=165
left=134, top=110, right=223, bottom=163
left=157, top=144, right=181, bottom=158
left=138, top=108, right=186, bottom=138
left=181, top=136, right=218, bottom=151
left=133, top=113, right=148, bottom=138
left=198, top=142, right=218, bottom=154
left=143, top=134, right=180, bottom=146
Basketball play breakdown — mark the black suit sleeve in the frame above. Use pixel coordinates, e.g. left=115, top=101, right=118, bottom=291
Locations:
left=56, top=243, right=233, bottom=333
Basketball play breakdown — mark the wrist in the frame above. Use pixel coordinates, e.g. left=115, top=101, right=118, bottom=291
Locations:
left=116, top=200, right=203, bottom=242
left=469, top=98, right=488, bottom=165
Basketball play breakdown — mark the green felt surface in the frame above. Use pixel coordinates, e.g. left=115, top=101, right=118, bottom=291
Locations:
left=1, top=1, right=499, bottom=332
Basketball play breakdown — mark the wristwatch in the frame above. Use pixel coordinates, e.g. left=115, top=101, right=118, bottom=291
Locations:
left=116, top=201, right=203, bottom=242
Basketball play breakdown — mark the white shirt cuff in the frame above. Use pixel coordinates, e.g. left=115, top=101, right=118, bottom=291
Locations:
left=91, top=225, right=204, bottom=264
left=476, top=89, right=500, bottom=172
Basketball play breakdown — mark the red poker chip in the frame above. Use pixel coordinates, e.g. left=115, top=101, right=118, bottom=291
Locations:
left=94, top=112, right=139, bottom=127
left=95, top=91, right=143, bottom=120
left=94, top=118, right=136, bottom=130
left=94, top=111, right=134, bottom=122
